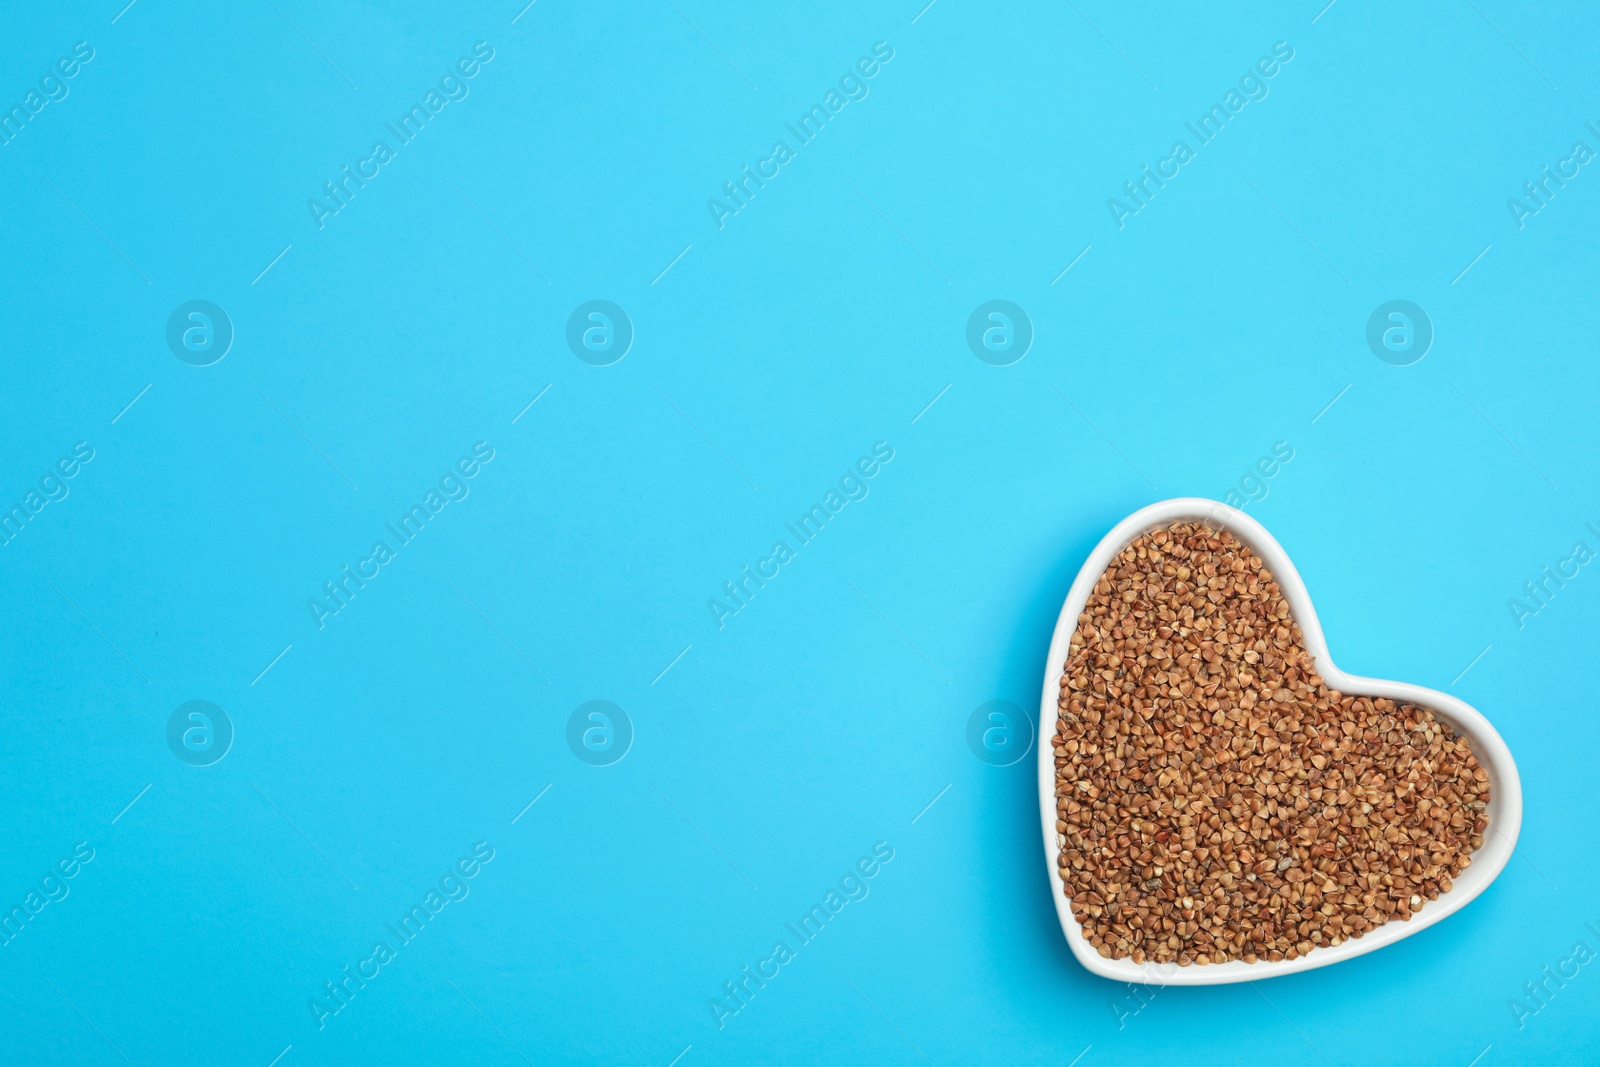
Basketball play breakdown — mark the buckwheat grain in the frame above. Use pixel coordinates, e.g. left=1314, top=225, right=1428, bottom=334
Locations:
left=1053, top=522, right=1490, bottom=965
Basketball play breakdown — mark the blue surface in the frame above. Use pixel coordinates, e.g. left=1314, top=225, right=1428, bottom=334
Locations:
left=2, top=2, right=1597, bottom=1064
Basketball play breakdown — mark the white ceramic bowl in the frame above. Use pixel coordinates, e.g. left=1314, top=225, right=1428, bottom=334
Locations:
left=1037, top=498, right=1522, bottom=986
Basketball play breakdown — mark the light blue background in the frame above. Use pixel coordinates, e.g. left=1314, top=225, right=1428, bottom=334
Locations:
left=1, top=1, right=1596, bottom=1063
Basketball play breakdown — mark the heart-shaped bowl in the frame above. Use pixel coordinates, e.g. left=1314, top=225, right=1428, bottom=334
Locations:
left=1037, top=498, right=1522, bottom=986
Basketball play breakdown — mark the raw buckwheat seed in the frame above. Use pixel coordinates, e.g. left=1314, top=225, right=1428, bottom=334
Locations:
left=1053, top=522, right=1490, bottom=966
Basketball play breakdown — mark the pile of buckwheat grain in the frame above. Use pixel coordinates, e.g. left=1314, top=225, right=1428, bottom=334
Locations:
left=1052, top=521, right=1490, bottom=966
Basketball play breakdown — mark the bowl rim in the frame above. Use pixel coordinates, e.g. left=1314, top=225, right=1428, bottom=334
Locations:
left=1036, top=497, right=1523, bottom=986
